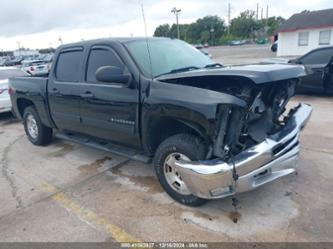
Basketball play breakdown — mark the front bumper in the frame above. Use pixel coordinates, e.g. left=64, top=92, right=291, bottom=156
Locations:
left=174, top=103, right=312, bottom=199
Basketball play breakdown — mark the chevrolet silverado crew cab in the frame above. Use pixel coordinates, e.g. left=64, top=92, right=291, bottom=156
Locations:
left=9, top=38, right=312, bottom=206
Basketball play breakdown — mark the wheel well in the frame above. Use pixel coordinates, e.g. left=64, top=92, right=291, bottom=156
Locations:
left=146, top=117, right=206, bottom=154
left=17, top=98, right=34, bottom=118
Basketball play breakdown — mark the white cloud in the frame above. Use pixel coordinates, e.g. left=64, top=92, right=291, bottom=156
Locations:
left=0, top=0, right=332, bottom=50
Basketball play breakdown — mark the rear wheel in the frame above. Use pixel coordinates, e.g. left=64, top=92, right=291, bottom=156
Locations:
left=23, top=106, right=52, bottom=145
left=154, top=133, right=207, bottom=206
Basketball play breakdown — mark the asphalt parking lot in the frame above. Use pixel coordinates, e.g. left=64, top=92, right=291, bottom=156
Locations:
left=210, top=44, right=275, bottom=65
left=0, top=46, right=332, bottom=243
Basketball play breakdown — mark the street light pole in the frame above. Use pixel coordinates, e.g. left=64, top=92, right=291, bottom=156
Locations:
left=17, top=41, right=21, bottom=56
left=171, top=7, right=181, bottom=39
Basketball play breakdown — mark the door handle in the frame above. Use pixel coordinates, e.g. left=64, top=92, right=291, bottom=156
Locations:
left=50, top=88, right=59, bottom=93
left=80, top=92, right=94, bottom=98
left=50, top=88, right=62, bottom=96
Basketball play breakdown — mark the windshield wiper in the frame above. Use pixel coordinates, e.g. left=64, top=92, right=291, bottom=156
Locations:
left=155, top=66, right=200, bottom=78
left=204, top=63, right=223, bottom=68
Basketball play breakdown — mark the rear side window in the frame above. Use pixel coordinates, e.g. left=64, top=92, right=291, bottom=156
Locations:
left=86, top=47, right=124, bottom=83
left=56, top=49, right=84, bottom=82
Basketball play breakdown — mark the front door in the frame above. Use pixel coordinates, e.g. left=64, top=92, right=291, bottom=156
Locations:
left=79, top=45, right=140, bottom=148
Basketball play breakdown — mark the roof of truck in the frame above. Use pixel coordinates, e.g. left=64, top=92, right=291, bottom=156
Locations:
left=58, top=37, right=172, bottom=48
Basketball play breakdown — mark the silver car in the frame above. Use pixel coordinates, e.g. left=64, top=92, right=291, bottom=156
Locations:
left=0, top=67, right=28, bottom=113
left=21, top=60, right=49, bottom=76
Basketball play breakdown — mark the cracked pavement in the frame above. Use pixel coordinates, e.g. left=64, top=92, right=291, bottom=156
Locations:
left=0, top=94, right=332, bottom=242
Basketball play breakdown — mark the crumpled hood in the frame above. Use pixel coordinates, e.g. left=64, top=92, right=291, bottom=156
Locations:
left=156, top=64, right=306, bottom=84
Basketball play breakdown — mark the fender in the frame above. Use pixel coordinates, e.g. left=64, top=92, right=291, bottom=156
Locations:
left=141, top=81, right=247, bottom=154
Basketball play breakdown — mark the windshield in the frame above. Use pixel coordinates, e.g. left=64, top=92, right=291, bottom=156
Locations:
left=0, top=69, right=28, bottom=80
left=125, top=39, right=214, bottom=78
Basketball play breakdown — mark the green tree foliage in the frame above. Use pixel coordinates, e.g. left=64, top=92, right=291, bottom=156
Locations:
left=187, top=15, right=226, bottom=44
left=266, top=16, right=285, bottom=35
left=153, top=24, right=171, bottom=37
left=200, top=30, right=210, bottom=43
left=229, top=10, right=259, bottom=38
left=154, top=15, right=226, bottom=44
left=153, top=12, right=284, bottom=45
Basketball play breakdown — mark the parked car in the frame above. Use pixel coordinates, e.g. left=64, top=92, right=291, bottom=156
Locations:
left=9, top=37, right=312, bottom=206
left=271, top=41, right=278, bottom=52
left=21, top=60, right=49, bottom=76
left=0, top=67, right=28, bottom=113
left=194, top=45, right=212, bottom=58
left=262, top=46, right=333, bottom=93
left=229, top=39, right=249, bottom=46
left=0, top=57, right=7, bottom=66
left=4, top=56, right=23, bottom=67
left=290, top=46, right=333, bottom=93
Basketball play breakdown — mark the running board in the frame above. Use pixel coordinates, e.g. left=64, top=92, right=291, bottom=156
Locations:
left=55, top=132, right=151, bottom=163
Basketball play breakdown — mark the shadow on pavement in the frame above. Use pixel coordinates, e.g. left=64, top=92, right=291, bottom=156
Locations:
left=0, top=112, right=19, bottom=126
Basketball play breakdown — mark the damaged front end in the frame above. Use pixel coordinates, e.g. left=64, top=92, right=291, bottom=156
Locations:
left=174, top=103, right=311, bottom=199
left=158, top=64, right=312, bottom=199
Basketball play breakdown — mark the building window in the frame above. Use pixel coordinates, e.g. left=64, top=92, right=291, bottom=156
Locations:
left=319, top=30, right=331, bottom=45
left=298, top=32, right=309, bottom=46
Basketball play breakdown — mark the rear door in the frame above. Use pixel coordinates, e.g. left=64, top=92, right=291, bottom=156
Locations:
left=79, top=45, right=141, bottom=148
left=299, top=47, right=333, bottom=89
left=47, top=47, right=84, bottom=131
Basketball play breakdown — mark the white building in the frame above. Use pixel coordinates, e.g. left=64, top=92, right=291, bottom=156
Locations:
left=277, top=9, right=333, bottom=57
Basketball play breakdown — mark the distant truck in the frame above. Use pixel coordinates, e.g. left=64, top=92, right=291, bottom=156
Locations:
left=9, top=38, right=312, bottom=206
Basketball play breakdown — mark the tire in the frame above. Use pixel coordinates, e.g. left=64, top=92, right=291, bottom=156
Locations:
left=154, top=133, right=207, bottom=206
left=23, top=106, right=53, bottom=145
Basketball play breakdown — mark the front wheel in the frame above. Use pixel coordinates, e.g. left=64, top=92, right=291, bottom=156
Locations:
left=154, top=133, right=207, bottom=206
left=23, top=106, right=53, bottom=145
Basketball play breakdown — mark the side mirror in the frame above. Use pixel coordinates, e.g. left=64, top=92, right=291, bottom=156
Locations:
left=95, top=66, right=131, bottom=84
left=289, top=59, right=301, bottom=64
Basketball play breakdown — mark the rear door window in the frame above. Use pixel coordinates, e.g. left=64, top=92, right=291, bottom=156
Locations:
left=56, top=48, right=84, bottom=82
left=86, top=46, right=124, bottom=83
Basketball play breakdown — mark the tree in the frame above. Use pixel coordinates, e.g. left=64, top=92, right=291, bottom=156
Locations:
left=200, top=31, right=210, bottom=43
left=230, top=10, right=258, bottom=38
left=266, top=16, right=285, bottom=35
left=187, top=15, right=226, bottom=44
left=153, top=15, right=227, bottom=44
left=154, top=24, right=171, bottom=37
left=168, top=24, right=190, bottom=40
left=152, top=12, right=283, bottom=45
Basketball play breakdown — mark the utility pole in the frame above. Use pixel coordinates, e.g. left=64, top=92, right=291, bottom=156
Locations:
left=17, top=41, right=21, bottom=56
left=266, top=5, right=269, bottom=27
left=228, top=2, right=231, bottom=34
left=171, top=7, right=181, bottom=39
left=58, top=36, right=63, bottom=45
left=210, top=22, right=215, bottom=46
left=261, top=7, right=263, bottom=20
left=256, top=3, right=259, bottom=20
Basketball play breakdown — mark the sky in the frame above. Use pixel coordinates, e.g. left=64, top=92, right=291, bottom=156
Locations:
left=0, top=0, right=332, bottom=50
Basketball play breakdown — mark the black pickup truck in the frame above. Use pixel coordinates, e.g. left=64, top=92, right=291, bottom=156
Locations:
left=9, top=38, right=312, bottom=206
